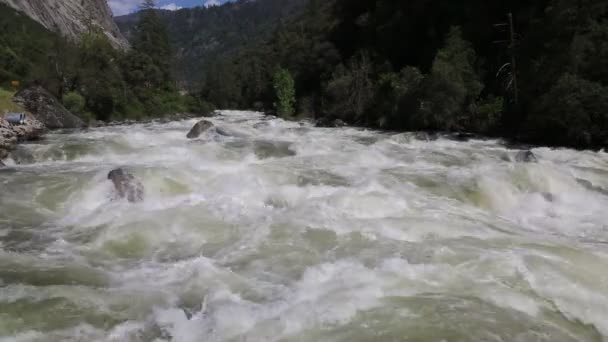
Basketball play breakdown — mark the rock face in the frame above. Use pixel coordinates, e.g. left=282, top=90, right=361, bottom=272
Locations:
left=0, top=0, right=128, bottom=49
left=187, top=120, right=214, bottom=139
left=13, top=86, right=85, bottom=129
left=107, top=168, right=144, bottom=203
left=0, top=116, right=45, bottom=161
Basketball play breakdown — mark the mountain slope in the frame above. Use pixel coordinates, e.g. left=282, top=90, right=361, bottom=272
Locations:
left=0, top=0, right=128, bottom=49
left=115, top=0, right=306, bottom=87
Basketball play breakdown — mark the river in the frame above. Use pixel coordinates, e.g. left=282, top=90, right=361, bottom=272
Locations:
left=1, top=111, right=607, bottom=341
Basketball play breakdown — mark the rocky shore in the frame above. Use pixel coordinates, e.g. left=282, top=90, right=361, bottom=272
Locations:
left=0, top=115, right=45, bottom=165
left=1, top=85, right=80, bottom=166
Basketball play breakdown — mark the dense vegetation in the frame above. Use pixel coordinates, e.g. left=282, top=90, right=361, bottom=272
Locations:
left=3, top=0, right=607, bottom=149
left=192, top=0, right=607, bottom=149
left=0, top=1, right=207, bottom=122
left=115, top=0, right=306, bottom=89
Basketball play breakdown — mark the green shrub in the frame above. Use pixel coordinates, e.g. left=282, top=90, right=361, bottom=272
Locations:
left=468, top=96, right=503, bottom=133
left=63, top=91, right=86, bottom=114
left=416, top=27, right=483, bottom=131
left=273, top=68, right=296, bottom=117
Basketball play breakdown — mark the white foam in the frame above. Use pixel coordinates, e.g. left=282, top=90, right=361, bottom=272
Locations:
left=2, top=111, right=608, bottom=340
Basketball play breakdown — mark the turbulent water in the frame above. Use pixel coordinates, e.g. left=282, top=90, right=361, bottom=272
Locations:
left=1, top=111, right=608, bottom=342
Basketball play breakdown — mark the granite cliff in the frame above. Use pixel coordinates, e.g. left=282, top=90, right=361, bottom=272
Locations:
left=0, top=0, right=128, bottom=49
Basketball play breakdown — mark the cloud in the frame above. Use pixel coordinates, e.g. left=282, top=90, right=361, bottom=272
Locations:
left=160, top=3, right=182, bottom=10
left=204, top=0, right=220, bottom=7
left=108, top=0, right=141, bottom=16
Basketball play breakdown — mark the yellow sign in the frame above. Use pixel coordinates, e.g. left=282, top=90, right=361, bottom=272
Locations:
left=10, top=80, right=20, bottom=89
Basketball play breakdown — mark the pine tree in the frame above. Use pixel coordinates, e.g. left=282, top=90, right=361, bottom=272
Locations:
left=273, top=68, right=296, bottom=117
left=124, top=0, right=172, bottom=92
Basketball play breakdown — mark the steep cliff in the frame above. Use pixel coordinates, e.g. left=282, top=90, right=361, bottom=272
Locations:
left=0, top=0, right=128, bottom=49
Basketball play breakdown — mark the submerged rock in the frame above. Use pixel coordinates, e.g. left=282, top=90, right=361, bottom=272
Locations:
left=576, top=178, right=608, bottom=196
left=187, top=120, right=214, bottom=139
left=215, top=126, right=248, bottom=138
left=515, top=150, right=538, bottom=163
left=107, top=168, right=144, bottom=203
left=13, top=86, right=84, bottom=129
left=315, top=117, right=347, bottom=128
left=253, top=140, right=296, bottom=159
left=413, top=132, right=440, bottom=141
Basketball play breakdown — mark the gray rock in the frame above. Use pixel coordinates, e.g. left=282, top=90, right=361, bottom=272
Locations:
left=11, top=117, right=45, bottom=141
left=2, top=0, right=128, bottom=49
left=515, top=150, right=538, bottom=163
left=107, top=168, right=144, bottom=203
left=187, top=120, right=214, bottom=139
left=1, top=116, right=44, bottom=162
left=13, top=86, right=84, bottom=129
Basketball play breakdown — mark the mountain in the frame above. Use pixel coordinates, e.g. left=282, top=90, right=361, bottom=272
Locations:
left=115, top=0, right=306, bottom=87
left=0, top=0, right=128, bottom=49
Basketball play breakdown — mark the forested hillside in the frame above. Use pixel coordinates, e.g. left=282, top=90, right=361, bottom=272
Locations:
left=1, top=1, right=203, bottom=122
left=193, top=0, right=608, bottom=149
left=115, top=0, right=307, bottom=88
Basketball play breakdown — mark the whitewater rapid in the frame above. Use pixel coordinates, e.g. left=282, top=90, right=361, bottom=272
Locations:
left=1, top=111, right=608, bottom=341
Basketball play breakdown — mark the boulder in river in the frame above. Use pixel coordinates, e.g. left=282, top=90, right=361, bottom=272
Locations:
left=515, top=150, right=538, bottom=163
left=107, top=168, right=144, bottom=203
left=187, top=120, right=214, bottom=139
left=13, top=86, right=84, bottom=129
left=253, top=140, right=296, bottom=159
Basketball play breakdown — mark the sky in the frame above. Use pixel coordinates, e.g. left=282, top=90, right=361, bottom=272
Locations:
left=108, top=0, right=232, bottom=16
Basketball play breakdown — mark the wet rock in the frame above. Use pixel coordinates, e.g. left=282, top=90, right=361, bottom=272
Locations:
left=107, top=168, right=144, bottom=203
left=413, top=132, right=440, bottom=141
left=576, top=178, right=608, bottom=196
left=13, top=86, right=84, bottom=129
left=315, top=117, right=348, bottom=128
left=187, top=120, right=214, bottom=139
left=253, top=140, right=296, bottom=159
left=541, top=192, right=555, bottom=202
left=515, top=150, right=538, bottom=163
left=253, top=122, right=270, bottom=129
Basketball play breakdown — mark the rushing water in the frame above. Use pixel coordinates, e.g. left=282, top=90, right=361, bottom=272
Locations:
left=1, top=111, right=608, bottom=341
